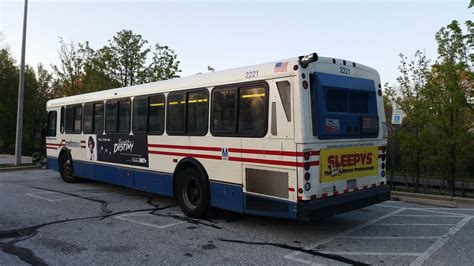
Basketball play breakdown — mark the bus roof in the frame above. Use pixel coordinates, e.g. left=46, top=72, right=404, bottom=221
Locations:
left=47, top=55, right=378, bottom=108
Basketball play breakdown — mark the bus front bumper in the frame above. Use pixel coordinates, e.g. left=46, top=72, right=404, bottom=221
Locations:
left=296, top=186, right=391, bottom=221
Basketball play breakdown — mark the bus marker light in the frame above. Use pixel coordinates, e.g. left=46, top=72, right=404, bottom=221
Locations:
left=321, top=193, right=328, bottom=198
left=302, top=80, right=308, bottom=89
left=298, top=188, right=303, bottom=193
left=344, top=188, right=349, bottom=193
left=172, top=159, right=178, bottom=163
left=304, top=182, right=311, bottom=191
left=304, top=172, right=310, bottom=181
left=333, top=191, right=339, bottom=196
left=288, top=187, right=295, bottom=192
left=303, top=151, right=310, bottom=160
left=304, top=162, right=310, bottom=170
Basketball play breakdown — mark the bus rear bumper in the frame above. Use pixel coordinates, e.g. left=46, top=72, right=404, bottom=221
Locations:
left=296, top=186, right=391, bottom=221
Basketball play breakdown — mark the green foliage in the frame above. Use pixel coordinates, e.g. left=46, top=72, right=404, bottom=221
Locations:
left=53, top=29, right=181, bottom=95
left=389, top=3, right=474, bottom=195
left=0, top=50, right=53, bottom=155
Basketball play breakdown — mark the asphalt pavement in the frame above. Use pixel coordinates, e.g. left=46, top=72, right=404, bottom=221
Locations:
left=1, top=169, right=473, bottom=265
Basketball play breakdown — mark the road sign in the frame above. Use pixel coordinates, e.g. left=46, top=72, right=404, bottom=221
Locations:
left=391, top=109, right=404, bottom=125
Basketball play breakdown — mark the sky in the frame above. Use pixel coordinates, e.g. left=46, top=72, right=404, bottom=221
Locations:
left=0, top=0, right=472, bottom=86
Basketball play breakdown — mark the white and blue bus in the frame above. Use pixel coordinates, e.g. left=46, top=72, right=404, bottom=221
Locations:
left=45, top=53, right=390, bottom=220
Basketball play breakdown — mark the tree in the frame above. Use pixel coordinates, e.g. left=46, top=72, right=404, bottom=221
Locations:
left=426, top=19, right=473, bottom=196
left=143, top=43, right=181, bottom=82
left=97, top=30, right=150, bottom=87
left=385, top=51, right=433, bottom=192
left=0, top=49, right=19, bottom=153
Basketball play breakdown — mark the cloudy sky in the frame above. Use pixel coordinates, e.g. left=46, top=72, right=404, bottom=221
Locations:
left=0, top=0, right=472, bottom=85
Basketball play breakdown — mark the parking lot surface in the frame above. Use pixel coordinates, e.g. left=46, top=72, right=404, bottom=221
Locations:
left=1, top=169, right=473, bottom=265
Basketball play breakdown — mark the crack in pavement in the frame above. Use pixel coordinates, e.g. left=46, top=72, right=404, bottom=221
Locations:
left=2, top=189, right=220, bottom=264
left=146, top=196, right=222, bottom=229
left=218, top=238, right=369, bottom=266
left=29, top=186, right=112, bottom=215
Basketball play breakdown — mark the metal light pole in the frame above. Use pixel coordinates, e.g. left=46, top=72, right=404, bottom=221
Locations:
left=15, top=0, right=28, bottom=165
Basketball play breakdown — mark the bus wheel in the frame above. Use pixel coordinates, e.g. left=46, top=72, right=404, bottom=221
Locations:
left=59, top=154, right=81, bottom=183
left=177, top=167, right=209, bottom=218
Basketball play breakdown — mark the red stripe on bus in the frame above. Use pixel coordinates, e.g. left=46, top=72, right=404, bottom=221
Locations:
left=148, top=150, right=319, bottom=168
left=229, top=148, right=302, bottom=157
left=149, top=143, right=319, bottom=157
left=148, top=150, right=222, bottom=160
left=148, top=144, right=221, bottom=152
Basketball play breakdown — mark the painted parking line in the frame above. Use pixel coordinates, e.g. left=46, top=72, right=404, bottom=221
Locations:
left=283, top=207, right=406, bottom=264
left=285, top=203, right=473, bottom=265
left=26, top=191, right=109, bottom=202
left=113, top=211, right=186, bottom=229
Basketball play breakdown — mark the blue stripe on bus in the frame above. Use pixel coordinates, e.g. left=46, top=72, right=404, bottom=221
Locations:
left=210, top=182, right=244, bottom=213
left=47, top=156, right=296, bottom=219
left=47, top=156, right=59, bottom=172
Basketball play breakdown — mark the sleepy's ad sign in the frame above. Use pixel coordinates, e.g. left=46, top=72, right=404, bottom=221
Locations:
left=320, top=146, right=378, bottom=183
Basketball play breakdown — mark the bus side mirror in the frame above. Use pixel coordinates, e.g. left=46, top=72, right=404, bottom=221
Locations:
left=41, top=128, right=47, bottom=138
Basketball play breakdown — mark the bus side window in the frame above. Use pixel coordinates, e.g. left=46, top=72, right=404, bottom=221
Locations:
left=211, top=87, right=237, bottom=134
left=73, top=105, right=82, bottom=134
left=118, top=98, right=131, bottom=133
left=106, top=101, right=118, bottom=133
left=167, top=92, right=186, bottom=134
left=187, top=90, right=208, bottom=135
left=93, top=102, right=104, bottom=134
left=60, top=107, right=65, bottom=133
left=47, top=111, right=57, bottom=137
left=148, top=95, right=165, bottom=135
left=65, top=106, right=74, bottom=133
left=83, top=103, right=93, bottom=133
left=133, top=97, right=147, bottom=134
left=239, top=86, right=267, bottom=135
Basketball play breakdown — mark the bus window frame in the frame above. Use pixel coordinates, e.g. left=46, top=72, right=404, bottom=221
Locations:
left=81, top=101, right=104, bottom=135
left=105, top=98, right=131, bottom=134
left=46, top=111, right=57, bottom=137
left=210, top=81, right=269, bottom=138
left=166, top=88, right=209, bottom=136
left=65, top=104, right=83, bottom=134
left=132, top=93, right=167, bottom=136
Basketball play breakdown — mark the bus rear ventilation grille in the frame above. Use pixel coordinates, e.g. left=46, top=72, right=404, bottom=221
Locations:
left=245, top=168, right=288, bottom=198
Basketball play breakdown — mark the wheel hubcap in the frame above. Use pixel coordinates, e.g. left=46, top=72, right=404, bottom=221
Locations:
left=183, top=178, right=201, bottom=209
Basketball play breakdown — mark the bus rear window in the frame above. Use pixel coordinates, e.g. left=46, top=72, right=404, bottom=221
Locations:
left=311, top=72, right=378, bottom=139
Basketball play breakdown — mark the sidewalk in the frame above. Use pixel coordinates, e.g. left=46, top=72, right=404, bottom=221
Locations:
left=0, top=154, right=32, bottom=165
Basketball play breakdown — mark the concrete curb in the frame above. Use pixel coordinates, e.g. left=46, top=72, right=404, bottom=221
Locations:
left=0, top=165, right=43, bottom=172
left=392, top=191, right=474, bottom=208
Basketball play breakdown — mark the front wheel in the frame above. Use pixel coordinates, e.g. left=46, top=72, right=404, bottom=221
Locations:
left=176, top=168, right=209, bottom=218
left=59, top=153, right=82, bottom=183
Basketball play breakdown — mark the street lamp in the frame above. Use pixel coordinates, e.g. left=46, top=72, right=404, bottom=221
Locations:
left=15, top=0, right=28, bottom=165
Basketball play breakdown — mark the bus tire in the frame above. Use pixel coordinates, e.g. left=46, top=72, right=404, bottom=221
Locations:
left=176, top=167, right=209, bottom=219
left=59, top=153, right=81, bottom=183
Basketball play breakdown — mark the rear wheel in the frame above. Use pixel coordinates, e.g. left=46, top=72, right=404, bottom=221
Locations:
left=59, top=153, right=81, bottom=183
left=176, top=168, right=209, bottom=218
